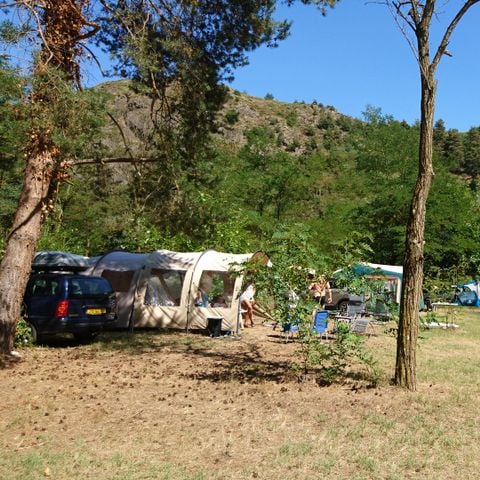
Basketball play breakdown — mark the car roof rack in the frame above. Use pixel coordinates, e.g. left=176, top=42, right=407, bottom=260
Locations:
left=31, top=265, right=89, bottom=273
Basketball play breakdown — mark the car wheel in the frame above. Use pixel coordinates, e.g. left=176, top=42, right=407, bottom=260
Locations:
left=28, top=323, right=38, bottom=344
left=337, top=300, right=348, bottom=314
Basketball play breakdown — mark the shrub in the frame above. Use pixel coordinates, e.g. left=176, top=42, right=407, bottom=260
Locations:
left=15, top=318, right=34, bottom=347
left=286, top=139, right=300, bottom=152
left=285, top=111, right=298, bottom=127
left=224, top=109, right=239, bottom=125
left=239, top=225, right=381, bottom=386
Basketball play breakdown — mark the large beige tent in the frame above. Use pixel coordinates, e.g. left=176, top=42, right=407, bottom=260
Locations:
left=85, top=249, right=261, bottom=332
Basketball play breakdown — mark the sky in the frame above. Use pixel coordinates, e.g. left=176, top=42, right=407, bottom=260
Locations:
left=225, top=1, right=480, bottom=132
left=3, top=1, right=480, bottom=132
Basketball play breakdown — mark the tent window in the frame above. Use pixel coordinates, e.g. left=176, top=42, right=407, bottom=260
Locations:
left=197, top=271, right=235, bottom=308
left=101, top=270, right=134, bottom=293
left=144, top=269, right=185, bottom=307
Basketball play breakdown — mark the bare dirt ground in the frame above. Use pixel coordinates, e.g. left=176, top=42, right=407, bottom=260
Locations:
left=1, top=320, right=479, bottom=480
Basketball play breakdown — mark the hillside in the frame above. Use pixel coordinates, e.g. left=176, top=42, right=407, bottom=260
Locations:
left=23, top=78, right=478, bottom=278
left=94, top=80, right=361, bottom=161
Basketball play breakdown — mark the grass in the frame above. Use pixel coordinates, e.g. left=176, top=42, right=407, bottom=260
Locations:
left=1, top=309, right=480, bottom=479
left=0, top=448, right=208, bottom=480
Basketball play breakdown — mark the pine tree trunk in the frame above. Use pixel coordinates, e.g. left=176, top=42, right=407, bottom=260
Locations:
left=0, top=143, right=54, bottom=354
left=0, top=1, right=94, bottom=355
left=395, top=60, right=436, bottom=390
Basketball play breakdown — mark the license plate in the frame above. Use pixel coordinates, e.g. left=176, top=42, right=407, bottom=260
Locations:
left=87, top=308, right=106, bottom=315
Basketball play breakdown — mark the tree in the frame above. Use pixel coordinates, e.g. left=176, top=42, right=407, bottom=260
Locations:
left=441, top=128, right=464, bottom=172
left=463, top=127, right=480, bottom=189
left=0, top=58, right=25, bottom=254
left=94, top=0, right=297, bottom=244
left=239, top=127, right=296, bottom=219
left=0, top=1, right=99, bottom=355
left=387, top=1, right=480, bottom=390
left=353, top=111, right=419, bottom=265
left=0, top=0, right=309, bottom=353
left=425, top=166, right=480, bottom=270
left=96, top=0, right=290, bottom=170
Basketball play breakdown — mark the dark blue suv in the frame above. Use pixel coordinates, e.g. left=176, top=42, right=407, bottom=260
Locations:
left=23, top=269, right=117, bottom=342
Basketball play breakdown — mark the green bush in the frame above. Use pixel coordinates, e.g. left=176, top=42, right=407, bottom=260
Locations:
left=224, top=109, right=239, bottom=125
left=240, top=225, right=381, bottom=386
left=15, top=318, right=34, bottom=347
left=285, top=111, right=298, bottom=127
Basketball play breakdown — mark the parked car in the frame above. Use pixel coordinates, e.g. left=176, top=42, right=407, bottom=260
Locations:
left=323, top=286, right=364, bottom=313
left=23, top=268, right=117, bottom=342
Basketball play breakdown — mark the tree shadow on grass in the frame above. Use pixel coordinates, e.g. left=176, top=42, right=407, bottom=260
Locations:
left=23, top=329, right=377, bottom=387
left=183, top=355, right=295, bottom=384
left=0, top=352, right=23, bottom=370
left=91, top=329, right=296, bottom=384
left=26, top=329, right=185, bottom=352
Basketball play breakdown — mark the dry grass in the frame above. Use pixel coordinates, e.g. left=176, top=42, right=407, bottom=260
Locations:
left=1, top=310, right=479, bottom=479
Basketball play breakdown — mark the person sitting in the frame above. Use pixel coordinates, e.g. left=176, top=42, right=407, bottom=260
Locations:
left=194, top=289, right=209, bottom=307
left=212, top=296, right=227, bottom=308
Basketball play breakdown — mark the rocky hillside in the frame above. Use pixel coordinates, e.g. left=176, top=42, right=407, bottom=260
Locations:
left=95, top=80, right=361, bottom=160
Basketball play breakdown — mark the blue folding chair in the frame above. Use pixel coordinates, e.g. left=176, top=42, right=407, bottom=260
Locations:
left=282, top=317, right=299, bottom=340
left=313, top=310, right=329, bottom=339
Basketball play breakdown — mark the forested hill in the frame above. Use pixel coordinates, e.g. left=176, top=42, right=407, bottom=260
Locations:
left=2, top=79, right=480, bottom=281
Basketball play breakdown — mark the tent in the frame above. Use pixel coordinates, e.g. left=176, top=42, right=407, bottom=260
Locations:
left=84, top=249, right=263, bottom=331
left=453, top=280, right=480, bottom=306
left=352, top=262, right=403, bottom=303
left=349, top=262, right=426, bottom=311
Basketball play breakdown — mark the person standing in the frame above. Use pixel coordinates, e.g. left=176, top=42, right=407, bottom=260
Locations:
left=308, top=275, right=332, bottom=308
left=240, top=282, right=256, bottom=328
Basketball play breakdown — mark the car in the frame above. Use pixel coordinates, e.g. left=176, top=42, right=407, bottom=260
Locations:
left=23, top=267, right=117, bottom=342
left=322, top=277, right=364, bottom=313
left=323, top=288, right=364, bottom=313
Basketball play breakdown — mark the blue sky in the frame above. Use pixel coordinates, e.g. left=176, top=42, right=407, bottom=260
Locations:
left=5, top=1, right=479, bottom=132
left=227, top=1, right=480, bottom=132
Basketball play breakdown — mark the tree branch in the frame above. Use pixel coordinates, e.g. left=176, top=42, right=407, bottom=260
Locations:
left=431, top=0, right=480, bottom=70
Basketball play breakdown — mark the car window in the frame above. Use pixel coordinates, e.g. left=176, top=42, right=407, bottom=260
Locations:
left=29, top=278, right=60, bottom=297
left=68, top=277, right=113, bottom=298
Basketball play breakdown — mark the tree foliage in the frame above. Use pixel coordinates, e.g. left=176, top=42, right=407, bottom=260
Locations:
left=0, top=0, right=104, bottom=354
left=96, top=0, right=290, bottom=166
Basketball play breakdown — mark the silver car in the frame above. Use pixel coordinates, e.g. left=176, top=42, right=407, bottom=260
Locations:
left=324, top=288, right=364, bottom=314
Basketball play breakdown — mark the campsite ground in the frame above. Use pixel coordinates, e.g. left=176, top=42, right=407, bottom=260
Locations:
left=1, top=311, right=480, bottom=480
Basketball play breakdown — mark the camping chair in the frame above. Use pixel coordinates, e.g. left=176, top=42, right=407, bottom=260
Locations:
left=312, top=310, right=329, bottom=340
left=350, top=316, right=371, bottom=336
left=345, top=301, right=365, bottom=317
left=282, top=318, right=299, bottom=341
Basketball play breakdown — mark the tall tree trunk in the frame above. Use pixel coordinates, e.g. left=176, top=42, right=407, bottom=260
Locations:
left=395, top=57, right=436, bottom=390
left=0, top=1, right=94, bottom=355
left=0, top=140, right=55, bottom=353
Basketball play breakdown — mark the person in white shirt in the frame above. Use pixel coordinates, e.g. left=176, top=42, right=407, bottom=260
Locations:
left=240, top=282, right=256, bottom=327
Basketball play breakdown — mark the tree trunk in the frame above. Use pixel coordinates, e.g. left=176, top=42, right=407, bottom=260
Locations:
left=395, top=61, right=436, bottom=390
left=0, top=1, right=94, bottom=355
left=0, top=142, right=54, bottom=354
